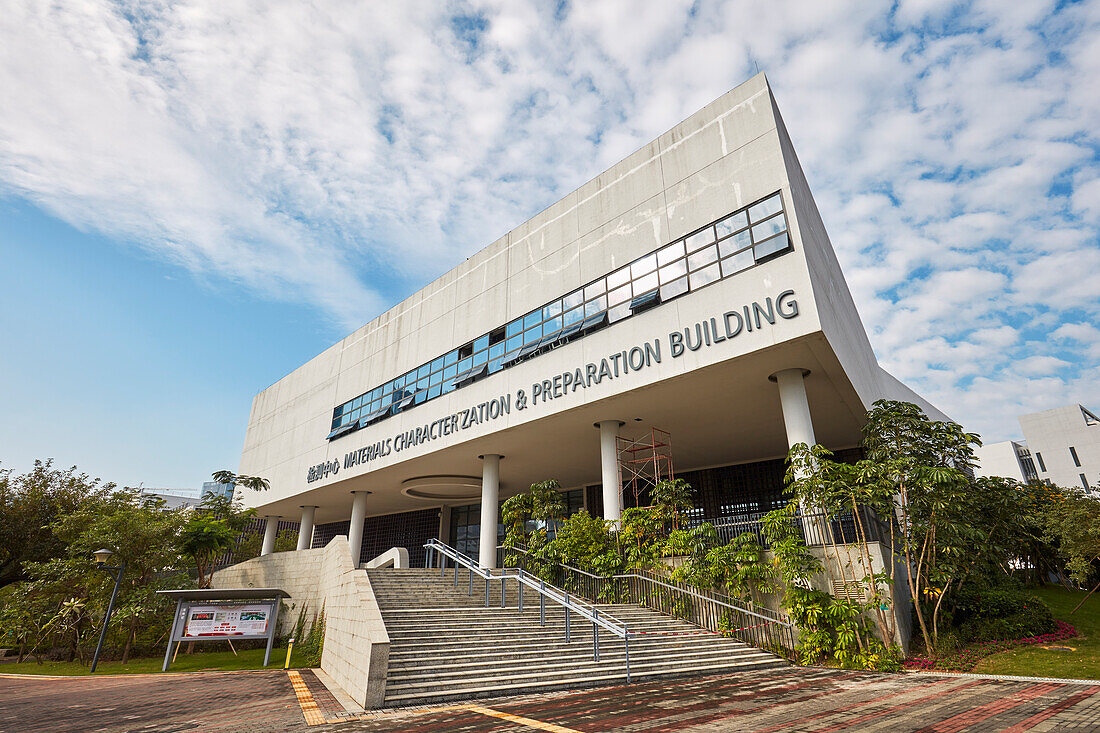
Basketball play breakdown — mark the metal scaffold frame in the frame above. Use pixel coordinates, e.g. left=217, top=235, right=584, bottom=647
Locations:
left=617, top=427, right=674, bottom=508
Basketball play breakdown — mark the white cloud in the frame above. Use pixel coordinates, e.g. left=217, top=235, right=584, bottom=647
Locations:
left=0, top=0, right=1097, bottom=441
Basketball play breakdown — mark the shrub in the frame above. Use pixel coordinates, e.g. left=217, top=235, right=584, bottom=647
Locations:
left=947, top=584, right=1055, bottom=643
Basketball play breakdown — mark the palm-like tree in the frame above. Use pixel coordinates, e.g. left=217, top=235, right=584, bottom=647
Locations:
left=211, top=470, right=270, bottom=493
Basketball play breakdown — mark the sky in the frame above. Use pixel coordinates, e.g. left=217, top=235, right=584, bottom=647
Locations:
left=1, top=0, right=1098, bottom=490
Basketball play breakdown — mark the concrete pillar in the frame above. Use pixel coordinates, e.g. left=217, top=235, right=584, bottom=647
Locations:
left=260, top=516, right=279, bottom=556
left=297, top=506, right=317, bottom=551
left=772, top=368, right=822, bottom=544
left=478, top=454, right=502, bottom=569
left=347, top=491, right=370, bottom=567
left=597, top=420, right=625, bottom=522
left=773, top=368, right=816, bottom=448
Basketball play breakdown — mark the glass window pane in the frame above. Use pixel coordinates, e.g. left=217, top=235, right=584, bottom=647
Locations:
left=506, top=334, right=523, bottom=353
left=488, top=341, right=505, bottom=359
left=716, top=211, right=749, bottom=238
left=754, top=232, right=791, bottom=261
left=584, top=295, right=606, bottom=316
left=427, top=384, right=441, bottom=399
left=657, top=240, right=684, bottom=267
left=721, top=249, right=755, bottom=277
left=474, top=334, right=489, bottom=352
left=523, top=310, right=541, bottom=329
left=685, top=226, right=716, bottom=252
left=630, top=253, right=657, bottom=278
left=752, top=213, right=787, bottom=242
left=429, top=371, right=442, bottom=387
left=443, top=350, right=458, bottom=366
left=608, top=302, right=631, bottom=323
left=659, top=259, right=688, bottom=283
left=563, top=306, right=584, bottom=327
left=544, top=315, right=562, bottom=334
left=689, top=262, right=720, bottom=290
left=456, top=357, right=471, bottom=373
left=543, top=300, right=562, bottom=318
left=524, top=326, right=541, bottom=344
left=472, top=350, right=488, bottom=367
left=430, top=356, right=444, bottom=372
left=563, top=289, right=584, bottom=310
left=608, top=283, right=632, bottom=306
left=584, top=279, right=605, bottom=300
left=688, top=244, right=718, bottom=271
left=633, top=271, right=658, bottom=295
left=443, top=364, right=457, bottom=380
left=488, top=356, right=504, bottom=373
left=718, top=229, right=752, bottom=258
left=607, top=266, right=630, bottom=290
left=417, top=363, right=430, bottom=379
left=748, top=193, right=782, bottom=222
left=506, top=319, right=523, bottom=338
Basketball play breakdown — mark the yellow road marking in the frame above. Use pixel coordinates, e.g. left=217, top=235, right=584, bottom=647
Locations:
left=287, top=670, right=326, bottom=725
left=465, top=703, right=582, bottom=732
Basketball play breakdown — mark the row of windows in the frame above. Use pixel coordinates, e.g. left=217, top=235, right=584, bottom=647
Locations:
left=329, top=192, right=793, bottom=438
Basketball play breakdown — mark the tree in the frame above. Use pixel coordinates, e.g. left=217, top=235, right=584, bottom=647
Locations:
left=1042, top=491, right=1100, bottom=613
left=210, top=470, right=270, bottom=494
left=0, top=460, right=112, bottom=588
left=180, top=516, right=235, bottom=589
left=860, top=400, right=982, bottom=652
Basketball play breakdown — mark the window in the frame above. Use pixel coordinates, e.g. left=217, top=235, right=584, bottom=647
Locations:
left=327, top=191, right=794, bottom=439
left=1036, top=452, right=1047, bottom=472
left=1070, top=446, right=1082, bottom=467
left=1081, top=474, right=1090, bottom=490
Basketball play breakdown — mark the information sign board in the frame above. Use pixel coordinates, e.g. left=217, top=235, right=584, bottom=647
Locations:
left=184, top=604, right=273, bottom=637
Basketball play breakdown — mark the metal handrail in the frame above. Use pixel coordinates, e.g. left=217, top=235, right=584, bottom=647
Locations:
left=498, top=544, right=791, bottom=628
left=424, top=539, right=632, bottom=681
left=497, top=543, right=798, bottom=660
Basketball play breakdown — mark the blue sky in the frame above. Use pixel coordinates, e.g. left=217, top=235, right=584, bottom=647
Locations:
left=1, top=0, right=1098, bottom=489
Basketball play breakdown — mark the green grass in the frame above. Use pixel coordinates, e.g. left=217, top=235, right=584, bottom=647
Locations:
left=971, top=585, right=1100, bottom=680
left=0, top=644, right=315, bottom=676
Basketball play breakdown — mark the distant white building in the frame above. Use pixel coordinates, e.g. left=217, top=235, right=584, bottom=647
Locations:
left=976, top=404, right=1100, bottom=495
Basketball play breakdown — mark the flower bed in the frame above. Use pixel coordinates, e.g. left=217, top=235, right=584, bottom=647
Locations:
left=904, top=620, right=1078, bottom=672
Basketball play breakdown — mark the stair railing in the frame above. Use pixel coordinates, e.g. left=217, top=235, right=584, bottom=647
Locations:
left=499, top=544, right=797, bottom=661
left=424, top=539, right=632, bottom=681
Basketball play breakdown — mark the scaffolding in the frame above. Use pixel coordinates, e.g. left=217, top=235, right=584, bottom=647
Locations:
left=617, top=427, right=674, bottom=508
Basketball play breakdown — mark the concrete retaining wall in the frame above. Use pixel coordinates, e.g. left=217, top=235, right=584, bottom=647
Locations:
left=212, top=536, right=390, bottom=708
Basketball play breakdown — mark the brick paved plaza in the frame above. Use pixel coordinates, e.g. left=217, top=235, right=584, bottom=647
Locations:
left=2, top=667, right=1099, bottom=732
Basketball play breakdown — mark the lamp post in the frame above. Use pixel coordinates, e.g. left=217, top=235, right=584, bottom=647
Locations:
left=90, top=548, right=125, bottom=674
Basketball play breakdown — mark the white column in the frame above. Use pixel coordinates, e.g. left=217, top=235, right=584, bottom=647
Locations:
left=597, top=420, right=625, bottom=522
left=478, top=454, right=502, bottom=569
left=260, top=516, right=279, bottom=556
left=297, top=506, right=317, bottom=551
left=774, top=368, right=816, bottom=447
left=772, top=368, right=822, bottom=543
left=347, top=491, right=370, bottom=567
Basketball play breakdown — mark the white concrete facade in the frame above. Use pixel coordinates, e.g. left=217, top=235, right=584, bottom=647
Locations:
left=237, top=74, right=946, bottom=555
left=976, top=405, right=1099, bottom=495
left=1020, top=405, right=1100, bottom=494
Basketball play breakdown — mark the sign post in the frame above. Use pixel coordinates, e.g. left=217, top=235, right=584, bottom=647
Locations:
left=157, top=589, right=289, bottom=672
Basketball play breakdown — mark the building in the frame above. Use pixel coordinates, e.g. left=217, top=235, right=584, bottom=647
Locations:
left=202, top=481, right=236, bottom=501
left=977, top=404, right=1100, bottom=495
left=238, top=73, right=947, bottom=582
left=140, top=488, right=202, bottom=509
left=973, top=440, right=1038, bottom=484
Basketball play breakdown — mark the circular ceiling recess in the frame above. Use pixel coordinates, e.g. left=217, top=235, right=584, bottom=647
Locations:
left=400, top=475, right=483, bottom=501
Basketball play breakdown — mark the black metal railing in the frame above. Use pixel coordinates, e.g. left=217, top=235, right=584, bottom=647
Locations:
left=710, top=506, right=894, bottom=551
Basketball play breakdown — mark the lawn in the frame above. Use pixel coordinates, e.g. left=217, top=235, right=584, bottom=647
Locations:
left=971, top=585, right=1100, bottom=680
left=0, top=643, right=315, bottom=676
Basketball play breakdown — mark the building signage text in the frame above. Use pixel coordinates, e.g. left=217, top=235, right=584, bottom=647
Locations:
left=306, top=289, right=799, bottom=483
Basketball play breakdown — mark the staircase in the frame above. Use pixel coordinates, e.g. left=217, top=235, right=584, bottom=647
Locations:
left=367, top=567, right=787, bottom=707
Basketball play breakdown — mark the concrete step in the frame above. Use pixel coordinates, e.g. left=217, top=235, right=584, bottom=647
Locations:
left=381, top=656, right=787, bottom=706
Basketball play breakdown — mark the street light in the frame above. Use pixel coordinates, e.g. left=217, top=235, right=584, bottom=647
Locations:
left=90, top=548, right=125, bottom=674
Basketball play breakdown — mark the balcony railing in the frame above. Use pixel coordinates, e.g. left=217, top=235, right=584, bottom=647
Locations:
left=708, top=506, right=895, bottom=551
